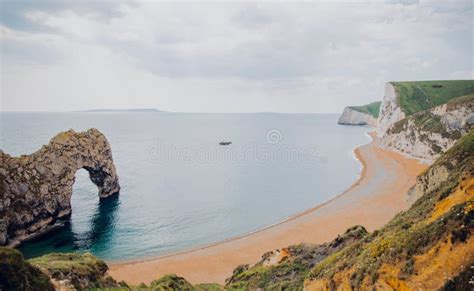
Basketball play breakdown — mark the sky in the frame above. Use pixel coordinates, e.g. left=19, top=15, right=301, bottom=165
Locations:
left=0, top=0, right=473, bottom=113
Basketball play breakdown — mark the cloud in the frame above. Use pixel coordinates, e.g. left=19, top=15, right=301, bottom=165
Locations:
left=0, top=1, right=472, bottom=112
left=0, top=0, right=132, bottom=32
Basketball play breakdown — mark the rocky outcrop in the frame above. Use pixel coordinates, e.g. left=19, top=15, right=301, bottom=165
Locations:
left=379, top=94, right=473, bottom=162
left=337, top=107, right=378, bottom=127
left=0, top=128, right=120, bottom=247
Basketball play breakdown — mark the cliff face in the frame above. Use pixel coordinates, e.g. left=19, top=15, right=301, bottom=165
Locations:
left=380, top=95, right=473, bottom=162
left=377, top=82, right=406, bottom=136
left=0, top=128, right=120, bottom=247
left=337, top=107, right=378, bottom=127
left=377, top=81, right=474, bottom=162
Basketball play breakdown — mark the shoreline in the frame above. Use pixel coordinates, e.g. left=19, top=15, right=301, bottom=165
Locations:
left=107, top=136, right=369, bottom=265
left=108, top=132, right=427, bottom=285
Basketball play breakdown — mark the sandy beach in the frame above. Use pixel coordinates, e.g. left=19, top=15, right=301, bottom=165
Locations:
left=108, top=132, right=427, bottom=285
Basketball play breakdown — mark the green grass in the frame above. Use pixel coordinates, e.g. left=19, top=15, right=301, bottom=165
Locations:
left=28, top=252, right=120, bottom=289
left=391, top=80, right=474, bottom=116
left=148, top=274, right=225, bottom=290
left=29, top=252, right=108, bottom=276
left=446, top=93, right=474, bottom=111
left=195, top=283, right=225, bottom=291
left=349, top=101, right=382, bottom=118
left=150, top=274, right=195, bottom=290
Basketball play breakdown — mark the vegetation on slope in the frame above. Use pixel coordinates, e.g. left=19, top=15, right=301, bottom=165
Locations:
left=349, top=101, right=382, bottom=118
left=307, top=129, right=474, bottom=290
left=224, top=225, right=368, bottom=290
left=0, top=247, right=54, bottom=291
left=391, top=80, right=474, bottom=116
left=387, top=94, right=473, bottom=154
left=149, top=274, right=195, bottom=290
left=29, top=252, right=125, bottom=289
left=137, top=274, right=224, bottom=290
left=440, top=264, right=474, bottom=291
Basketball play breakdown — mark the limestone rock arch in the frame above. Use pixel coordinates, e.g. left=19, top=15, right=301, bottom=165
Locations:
left=0, top=128, right=120, bottom=246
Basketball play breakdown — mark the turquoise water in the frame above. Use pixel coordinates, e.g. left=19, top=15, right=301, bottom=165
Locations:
left=0, top=112, right=370, bottom=261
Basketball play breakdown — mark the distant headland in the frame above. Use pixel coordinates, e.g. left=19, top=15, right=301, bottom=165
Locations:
left=81, top=108, right=163, bottom=113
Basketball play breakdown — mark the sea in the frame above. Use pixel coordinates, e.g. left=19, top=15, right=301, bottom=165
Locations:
left=0, top=112, right=370, bottom=261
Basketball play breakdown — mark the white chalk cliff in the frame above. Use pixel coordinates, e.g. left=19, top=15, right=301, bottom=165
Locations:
left=377, top=83, right=406, bottom=137
left=337, top=107, right=378, bottom=127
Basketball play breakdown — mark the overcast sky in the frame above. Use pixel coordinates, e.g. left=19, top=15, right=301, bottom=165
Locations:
left=1, top=0, right=472, bottom=113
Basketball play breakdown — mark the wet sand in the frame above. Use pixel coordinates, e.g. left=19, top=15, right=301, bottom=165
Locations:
left=108, top=132, right=427, bottom=285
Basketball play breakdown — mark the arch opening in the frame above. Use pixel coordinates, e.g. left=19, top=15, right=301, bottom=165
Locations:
left=71, top=169, right=99, bottom=233
left=68, top=168, right=120, bottom=250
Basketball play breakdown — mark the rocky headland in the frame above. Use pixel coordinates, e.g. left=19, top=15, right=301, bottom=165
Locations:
left=337, top=101, right=381, bottom=127
left=0, top=128, right=120, bottom=247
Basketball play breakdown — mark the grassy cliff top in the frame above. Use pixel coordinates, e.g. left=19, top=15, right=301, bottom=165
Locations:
left=349, top=101, right=382, bottom=118
left=391, top=80, right=474, bottom=116
left=28, top=252, right=123, bottom=289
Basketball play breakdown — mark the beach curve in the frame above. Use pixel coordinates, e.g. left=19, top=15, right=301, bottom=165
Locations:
left=108, top=132, right=427, bottom=285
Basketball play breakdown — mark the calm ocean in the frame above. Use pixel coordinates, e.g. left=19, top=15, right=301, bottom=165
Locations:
left=0, top=112, right=370, bottom=261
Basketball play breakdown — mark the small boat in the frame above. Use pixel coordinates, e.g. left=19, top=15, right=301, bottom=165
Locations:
left=219, top=141, right=232, bottom=146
